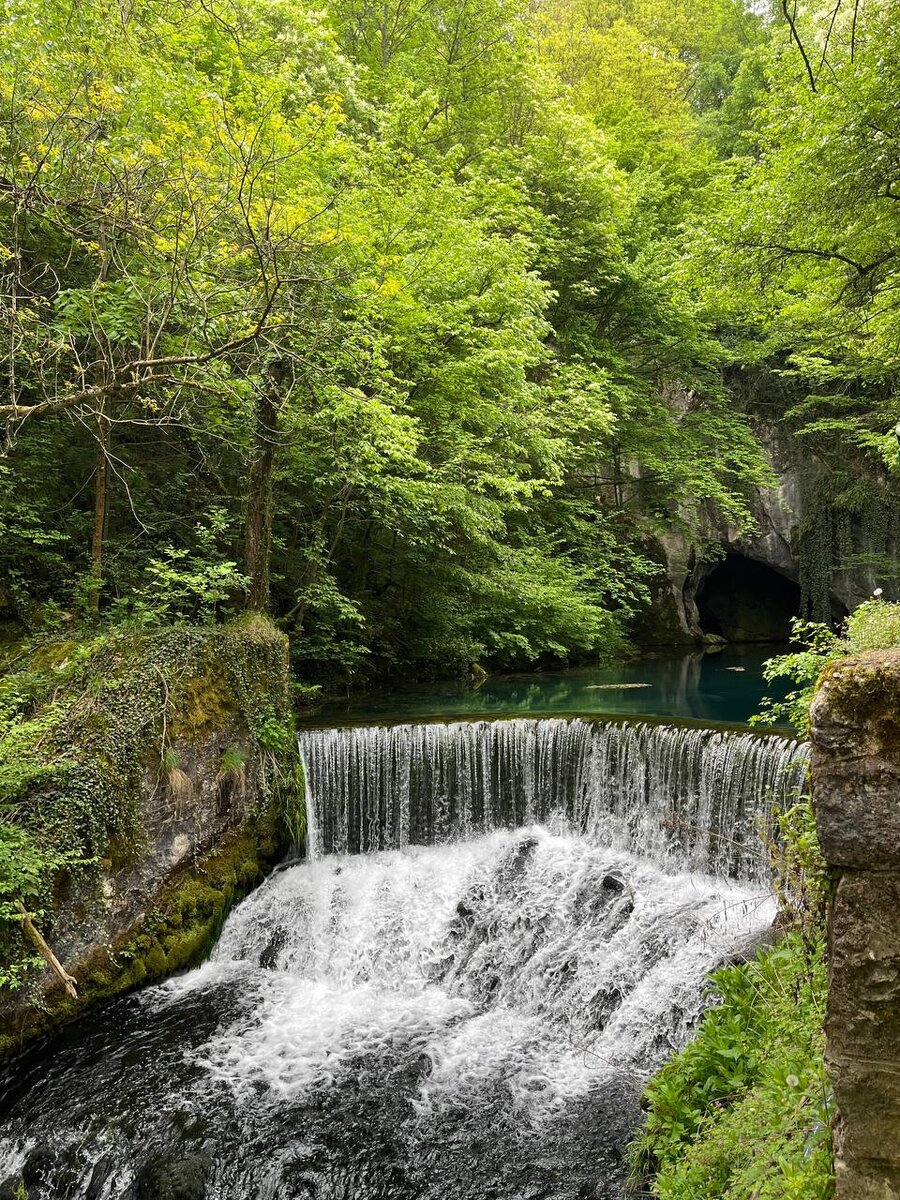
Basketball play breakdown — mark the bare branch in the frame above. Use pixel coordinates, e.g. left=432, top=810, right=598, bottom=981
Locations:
left=782, top=0, right=817, bottom=92
left=818, top=0, right=842, bottom=75
left=737, top=239, right=896, bottom=277
left=0, top=374, right=234, bottom=426
left=851, top=0, right=861, bottom=60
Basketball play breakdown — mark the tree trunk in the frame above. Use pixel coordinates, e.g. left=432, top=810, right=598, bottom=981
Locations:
left=88, top=399, right=111, bottom=612
left=245, top=364, right=282, bottom=612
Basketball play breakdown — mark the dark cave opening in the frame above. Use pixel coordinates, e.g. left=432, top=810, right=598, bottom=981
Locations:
left=696, top=553, right=801, bottom=643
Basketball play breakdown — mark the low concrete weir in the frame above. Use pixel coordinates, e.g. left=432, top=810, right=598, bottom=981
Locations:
left=299, top=717, right=810, bottom=882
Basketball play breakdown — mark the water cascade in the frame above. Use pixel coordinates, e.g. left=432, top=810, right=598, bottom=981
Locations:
left=300, top=718, right=809, bottom=881
left=0, top=719, right=808, bottom=1200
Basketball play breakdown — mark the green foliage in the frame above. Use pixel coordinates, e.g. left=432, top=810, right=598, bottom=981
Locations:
left=844, top=597, right=900, bottom=653
left=0, top=0, right=772, bottom=683
left=680, top=0, right=900, bottom=612
left=126, top=551, right=248, bottom=627
left=107, top=512, right=249, bottom=626
left=0, top=825, right=82, bottom=988
left=255, top=713, right=294, bottom=755
left=282, top=760, right=308, bottom=847
left=631, top=749, right=833, bottom=1199
left=769, top=797, right=829, bottom=935
left=161, top=746, right=182, bottom=773
left=755, top=600, right=900, bottom=733
left=630, top=935, right=834, bottom=1200
left=753, top=619, right=843, bottom=735
left=219, top=744, right=248, bottom=777
left=693, top=0, right=900, bottom=417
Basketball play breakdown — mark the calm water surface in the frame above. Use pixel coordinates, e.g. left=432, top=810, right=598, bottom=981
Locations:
left=304, top=644, right=791, bottom=729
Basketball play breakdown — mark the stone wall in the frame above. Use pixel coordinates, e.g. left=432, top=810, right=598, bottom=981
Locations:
left=811, top=651, right=900, bottom=1199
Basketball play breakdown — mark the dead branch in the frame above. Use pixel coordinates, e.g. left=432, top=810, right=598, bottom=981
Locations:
left=15, top=900, right=78, bottom=998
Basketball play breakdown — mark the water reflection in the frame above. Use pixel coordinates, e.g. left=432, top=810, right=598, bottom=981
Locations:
left=304, top=644, right=791, bottom=729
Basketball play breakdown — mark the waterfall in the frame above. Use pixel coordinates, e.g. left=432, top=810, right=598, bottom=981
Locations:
left=0, top=717, right=805, bottom=1199
left=299, top=718, right=809, bottom=881
left=0, top=829, right=774, bottom=1200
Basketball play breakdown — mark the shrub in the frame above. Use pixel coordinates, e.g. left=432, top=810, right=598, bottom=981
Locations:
left=629, top=935, right=833, bottom=1200
left=844, top=598, right=900, bottom=653
left=754, top=598, right=900, bottom=734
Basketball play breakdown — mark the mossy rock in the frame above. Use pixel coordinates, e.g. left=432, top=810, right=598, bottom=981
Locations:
left=816, top=650, right=900, bottom=751
left=0, top=801, right=287, bottom=1056
left=169, top=669, right=239, bottom=745
left=0, top=616, right=302, bottom=1047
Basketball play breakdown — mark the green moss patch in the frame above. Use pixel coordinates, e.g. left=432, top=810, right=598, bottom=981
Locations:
left=818, top=651, right=900, bottom=740
left=0, top=801, right=286, bottom=1056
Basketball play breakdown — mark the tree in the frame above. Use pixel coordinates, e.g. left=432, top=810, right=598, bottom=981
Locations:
left=685, top=0, right=900, bottom=612
left=0, top=0, right=780, bottom=678
left=0, top=0, right=347, bottom=606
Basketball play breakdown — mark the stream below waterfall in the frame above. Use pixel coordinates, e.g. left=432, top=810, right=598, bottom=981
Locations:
left=0, top=718, right=808, bottom=1200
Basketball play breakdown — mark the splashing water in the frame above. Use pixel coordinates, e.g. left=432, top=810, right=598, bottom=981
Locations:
left=0, top=719, right=804, bottom=1199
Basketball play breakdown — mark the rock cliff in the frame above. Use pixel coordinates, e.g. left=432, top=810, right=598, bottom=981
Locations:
left=639, top=426, right=898, bottom=646
left=0, top=618, right=301, bottom=1054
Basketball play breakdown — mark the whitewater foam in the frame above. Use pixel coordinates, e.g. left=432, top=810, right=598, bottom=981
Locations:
left=173, top=828, right=774, bottom=1120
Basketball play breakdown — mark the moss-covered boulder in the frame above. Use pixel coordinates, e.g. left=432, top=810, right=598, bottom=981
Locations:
left=0, top=616, right=303, bottom=1054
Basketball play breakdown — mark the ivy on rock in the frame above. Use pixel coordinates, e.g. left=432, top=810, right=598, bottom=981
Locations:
left=0, top=616, right=301, bottom=1003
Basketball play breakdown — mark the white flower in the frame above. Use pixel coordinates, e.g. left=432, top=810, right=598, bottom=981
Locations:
left=786, top=1074, right=800, bottom=1089
left=874, top=588, right=884, bottom=598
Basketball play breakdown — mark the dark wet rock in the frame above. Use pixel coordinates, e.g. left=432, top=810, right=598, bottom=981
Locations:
left=136, top=1153, right=212, bottom=1200
left=23, top=1145, right=59, bottom=1185
left=86, top=1155, right=116, bottom=1199
left=259, top=926, right=289, bottom=969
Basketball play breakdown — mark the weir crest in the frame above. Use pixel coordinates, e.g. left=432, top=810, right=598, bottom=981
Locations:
left=298, top=717, right=810, bottom=882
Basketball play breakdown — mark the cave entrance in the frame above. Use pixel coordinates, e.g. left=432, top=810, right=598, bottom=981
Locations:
left=696, top=553, right=801, bottom=643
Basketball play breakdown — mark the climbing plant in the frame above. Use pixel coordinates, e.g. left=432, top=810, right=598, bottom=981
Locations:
left=0, top=618, right=301, bottom=992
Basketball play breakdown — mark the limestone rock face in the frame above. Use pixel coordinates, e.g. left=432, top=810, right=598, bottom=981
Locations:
left=811, top=650, right=900, bottom=1199
left=628, top=536, right=703, bottom=646
left=635, top=427, right=806, bottom=645
left=729, top=429, right=802, bottom=584
left=636, top=424, right=898, bottom=646
left=812, top=656, right=900, bottom=869
left=44, top=713, right=273, bottom=992
left=0, top=621, right=296, bottom=1054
